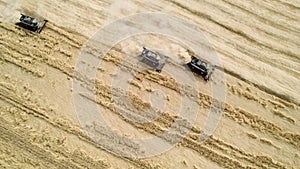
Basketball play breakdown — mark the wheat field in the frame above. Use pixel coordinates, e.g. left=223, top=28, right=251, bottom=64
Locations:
left=0, top=0, right=299, bottom=168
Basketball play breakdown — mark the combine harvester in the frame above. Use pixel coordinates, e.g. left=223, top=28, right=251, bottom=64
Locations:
left=140, top=47, right=169, bottom=73
left=187, top=56, right=215, bottom=81
left=16, top=14, right=48, bottom=34
left=139, top=47, right=215, bottom=80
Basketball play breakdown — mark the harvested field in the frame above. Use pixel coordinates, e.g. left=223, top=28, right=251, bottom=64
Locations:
left=0, top=0, right=299, bottom=168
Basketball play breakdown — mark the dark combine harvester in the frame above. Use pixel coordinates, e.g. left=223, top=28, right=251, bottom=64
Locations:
left=187, top=56, right=215, bottom=81
left=140, top=47, right=168, bottom=72
left=16, top=14, right=48, bottom=33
